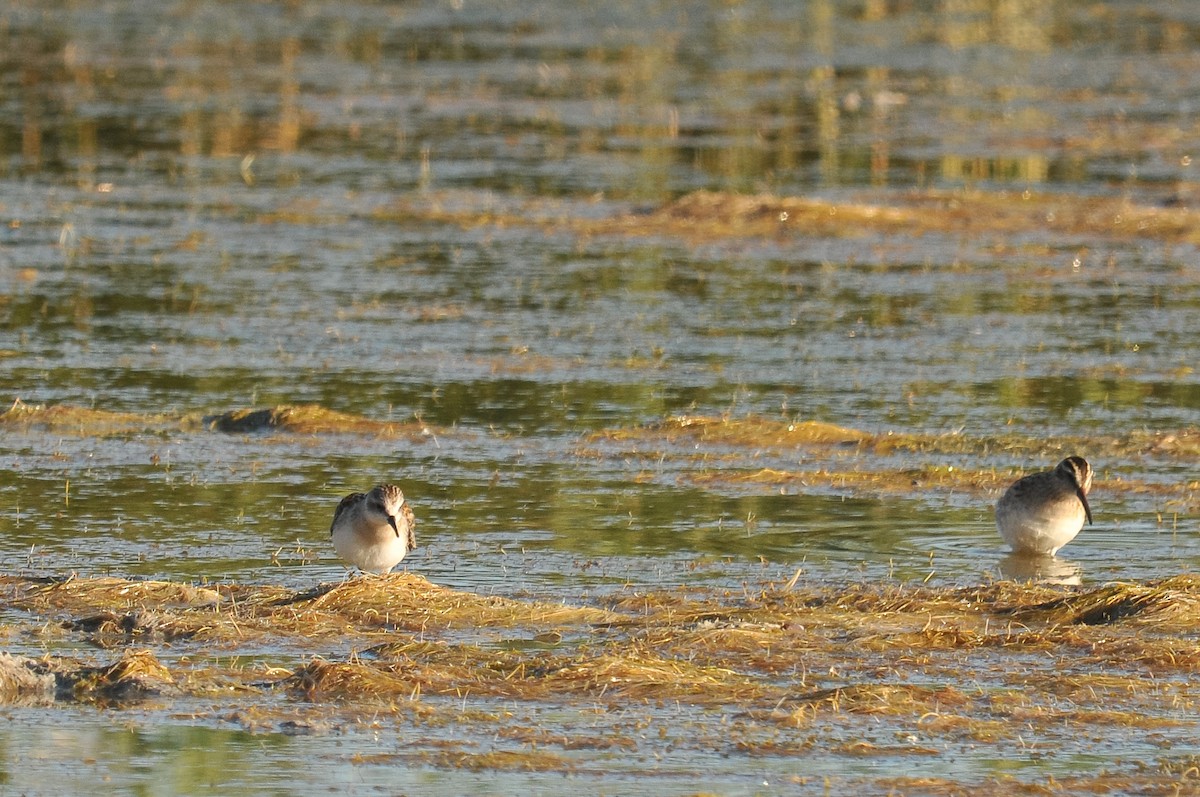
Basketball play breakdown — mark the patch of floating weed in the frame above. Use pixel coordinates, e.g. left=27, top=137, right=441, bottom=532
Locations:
left=595, top=410, right=1200, bottom=472
left=529, top=648, right=767, bottom=703
left=202, top=404, right=426, bottom=436
left=1001, top=672, right=1167, bottom=702
left=253, top=198, right=337, bottom=226
left=834, top=740, right=942, bottom=757
left=422, top=748, right=574, bottom=773
left=381, top=187, right=1200, bottom=248
left=495, top=723, right=638, bottom=751
left=600, top=589, right=757, bottom=626
left=22, top=577, right=223, bottom=611
left=0, top=574, right=619, bottom=651
left=0, top=399, right=169, bottom=436
left=69, top=609, right=198, bottom=647
left=853, top=624, right=1062, bottom=654
left=997, top=700, right=1184, bottom=730
left=279, top=574, right=617, bottom=633
left=0, top=653, right=55, bottom=703
left=697, top=464, right=1011, bottom=497
left=60, top=649, right=177, bottom=702
left=1001, top=575, right=1200, bottom=627
left=285, top=658, right=416, bottom=701
left=285, top=638, right=768, bottom=705
left=594, top=415, right=870, bottom=449
left=756, top=683, right=974, bottom=729
left=875, top=774, right=1128, bottom=796
left=915, top=712, right=1013, bottom=743
left=731, top=738, right=816, bottom=757
left=7, top=569, right=1200, bottom=778
left=792, top=683, right=971, bottom=714
left=638, top=623, right=801, bottom=674
left=1079, top=637, right=1200, bottom=671
left=756, top=581, right=1058, bottom=619
left=0, top=401, right=441, bottom=440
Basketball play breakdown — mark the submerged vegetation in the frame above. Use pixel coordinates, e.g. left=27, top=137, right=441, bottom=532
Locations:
left=375, top=188, right=1200, bottom=248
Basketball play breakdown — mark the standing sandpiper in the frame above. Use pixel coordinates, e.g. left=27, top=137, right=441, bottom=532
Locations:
left=995, top=456, right=1093, bottom=557
left=329, top=484, right=416, bottom=573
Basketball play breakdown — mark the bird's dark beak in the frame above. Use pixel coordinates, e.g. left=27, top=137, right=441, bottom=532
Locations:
left=1078, top=489, right=1093, bottom=525
left=387, top=515, right=400, bottom=537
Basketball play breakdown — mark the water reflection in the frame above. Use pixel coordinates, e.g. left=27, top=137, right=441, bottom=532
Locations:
left=0, top=716, right=350, bottom=796
left=997, top=553, right=1083, bottom=586
left=1, top=2, right=1197, bottom=195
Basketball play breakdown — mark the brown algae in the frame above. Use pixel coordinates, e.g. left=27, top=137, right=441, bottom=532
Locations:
left=376, top=188, right=1200, bottom=248
left=2, top=572, right=1200, bottom=769
left=0, top=401, right=438, bottom=439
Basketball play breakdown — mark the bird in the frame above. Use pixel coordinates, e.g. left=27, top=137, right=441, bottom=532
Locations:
left=995, top=456, right=1093, bottom=557
left=329, top=484, right=416, bottom=573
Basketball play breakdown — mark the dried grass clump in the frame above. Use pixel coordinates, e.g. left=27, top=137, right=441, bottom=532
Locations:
left=379, top=187, right=1200, bottom=250
left=764, top=683, right=972, bottom=728
left=799, top=683, right=970, bottom=713
left=1081, top=636, right=1200, bottom=671
left=696, top=464, right=1012, bottom=497
left=285, top=640, right=767, bottom=705
left=594, top=415, right=870, bottom=450
left=1000, top=672, right=1161, bottom=702
left=286, top=659, right=416, bottom=700
left=64, top=649, right=176, bottom=701
left=855, top=624, right=1058, bottom=654
left=534, top=650, right=768, bottom=703
left=0, top=399, right=164, bottom=435
left=1002, top=575, right=1200, bottom=627
left=638, top=580, right=1119, bottom=676
left=995, top=696, right=1179, bottom=730
left=69, top=609, right=195, bottom=646
left=757, top=581, right=953, bottom=619
left=424, top=749, right=574, bottom=773
left=202, top=404, right=425, bottom=436
left=3, top=576, right=329, bottom=648
left=285, top=649, right=509, bottom=702
left=642, top=623, right=795, bottom=668
left=281, top=574, right=617, bottom=632
left=2, top=574, right=620, bottom=651
left=25, top=577, right=222, bottom=612
left=601, top=589, right=754, bottom=627
left=0, top=653, right=55, bottom=703
left=0, top=400, right=466, bottom=444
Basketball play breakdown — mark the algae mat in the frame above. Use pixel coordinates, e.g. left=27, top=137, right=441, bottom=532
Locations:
left=2, top=572, right=1200, bottom=793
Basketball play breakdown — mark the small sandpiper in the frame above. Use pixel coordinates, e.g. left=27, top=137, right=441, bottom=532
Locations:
left=995, top=456, right=1093, bottom=557
left=329, top=484, right=416, bottom=573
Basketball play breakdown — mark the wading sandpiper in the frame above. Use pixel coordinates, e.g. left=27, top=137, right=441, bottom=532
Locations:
left=995, top=456, right=1093, bottom=557
left=329, top=484, right=416, bottom=573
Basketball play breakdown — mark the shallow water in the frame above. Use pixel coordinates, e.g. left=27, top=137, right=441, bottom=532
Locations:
left=3, top=0, right=1200, bottom=793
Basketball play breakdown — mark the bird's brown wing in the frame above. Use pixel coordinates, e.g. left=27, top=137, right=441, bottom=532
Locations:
left=329, top=492, right=365, bottom=536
